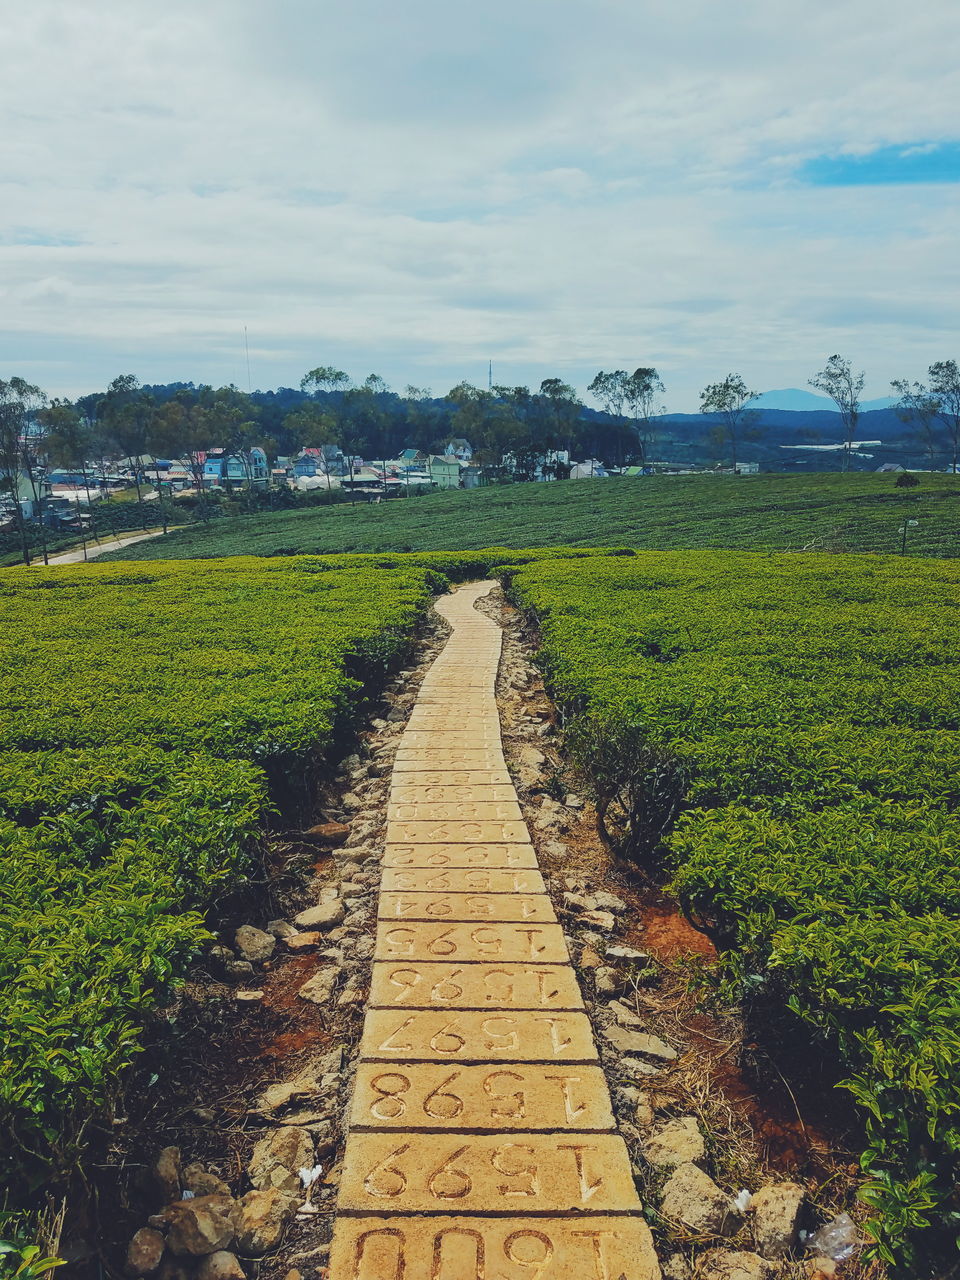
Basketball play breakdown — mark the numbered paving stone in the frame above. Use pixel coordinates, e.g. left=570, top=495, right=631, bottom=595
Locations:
left=338, top=1133, right=638, bottom=1214
left=349, top=1062, right=612, bottom=1130
left=415, top=687, right=497, bottom=699
left=407, top=704, right=498, bottom=714
left=378, top=892, right=556, bottom=923
left=389, top=784, right=518, bottom=804
left=432, top=636, right=498, bottom=643
left=387, top=821, right=530, bottom=845
left=369, top=961, right=583, bottom=1010
left=403, top=723, right=503, bottom=739
left=418, top=684, right=495, bottom=691
left=421, top=666, right=497, bottom=673
left=407, top=697, right=499, bottom=708
left=419, top=673, right=497, bottom=683
left=401, top=733, right=503, bottom=750
left=439, top=665, right=494, bottom=673
left=382, top=844, right=539, bottom=869
left=392, top=752, right=507, bottom=772
left=410, top=709, right=497, bottom=722
left=404, top=720, right=501, bottom=734
left=328, top=1215, right=660, bottom=1280
left=388, top=770, right=513, bottom=788
left=358, top=1009, right=596, bottom=1063
left=374, top=920, right=569, bottom=963
left=380, top=867, right=546, bottom=894
left=416, top=690, right=496, bottom=700
left=387, top=801, right=524, bottom=822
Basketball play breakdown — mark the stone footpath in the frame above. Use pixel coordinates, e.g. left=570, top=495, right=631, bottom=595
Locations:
left=328, top=582, right=661, bottom=1279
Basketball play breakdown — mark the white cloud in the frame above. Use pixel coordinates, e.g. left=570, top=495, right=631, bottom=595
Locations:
left=1, top=0, right=958, bottom=407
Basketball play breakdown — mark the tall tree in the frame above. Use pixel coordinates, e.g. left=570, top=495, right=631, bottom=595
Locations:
left=72, top=392, right=107, bottom=526
left=588, top=371, right=629, bottom=419
left=285, top=404, right=337, bottom=449
left=203, top=386, right=263, bottom=501
left=41, top=398, right=99, bottom=552
left=454, top=383, right=528, bottom=479
left=300, top=366, right=351, bottom=394
left=624, top=367, right=666, bottom=464
left=928, top=360, right=960, bottom=473
left=151, top=389, right=217, bottom=519
left=98, top=374, right=156, bottom=525
left=587, top=371, right=630, bottom=465
left=403, top=385, right=438, bottom=454
left=0, top=377, right=47, bottom=564
left=537, top=378, right=581, bottom=467
left=809, top=355, right=864, bottom=471
left=699, top=373, right=759, bottom=470
left=891, top=379, right=942, bottom=469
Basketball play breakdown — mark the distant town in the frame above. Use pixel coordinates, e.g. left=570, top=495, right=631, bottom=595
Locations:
left=2, top=358, right=959, bottom=563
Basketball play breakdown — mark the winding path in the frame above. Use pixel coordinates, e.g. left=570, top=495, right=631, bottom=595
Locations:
left=329, top=583, right=660, bottom=1278
left=43, top=529, right=165, bottom=564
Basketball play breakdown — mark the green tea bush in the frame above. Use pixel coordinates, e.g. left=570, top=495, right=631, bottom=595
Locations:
left=0, top=556, right=437, bottom=1200
left=510, top=549, right=960, bottom=1265
left=100, top=472, right=960, bottom=562
left=0, top=749, right=265, bottom=1192
left=0, top=557, right=434, bottom=761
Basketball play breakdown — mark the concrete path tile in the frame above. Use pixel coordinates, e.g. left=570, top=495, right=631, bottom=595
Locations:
left=394, top=719, right=499, bottom=735
left=374, top=920, right=570, bottom=963
left=391, top=751, right=507, bottom=770
left=386, top=769, right=512, bottom=787
left=386, top=820, right=531, bottom=844
left=358, top=1009, right=598, bottom=1064
left=388, top=784, right=519, bottom=803
left=349, top=1062, right=613, bottom=1130
left=379, top=867, right=546, bottom=894
left=338, top=1132, right=639, bottom=1213
left=368, top=960, right=583, bottom=1010
left=381, top=843, right=540, bottom=869
left=329, top=1215, right=660, bottom=1280
left=386, top=800, right=524, bottom=822
left=399, top=732, right=504, bottom=749
left=377, top=891, right=556, bottom=923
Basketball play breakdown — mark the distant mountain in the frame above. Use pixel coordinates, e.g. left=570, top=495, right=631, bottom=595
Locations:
left=655, top=405, right=924, bottom=471
left=751, top=389, right=897, bottom=413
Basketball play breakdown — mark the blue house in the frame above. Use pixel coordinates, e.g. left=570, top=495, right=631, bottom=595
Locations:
left=202, top=447, right=269, bottom=489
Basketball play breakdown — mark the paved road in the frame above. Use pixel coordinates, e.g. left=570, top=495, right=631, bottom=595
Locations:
left=328, top=582, right=660, bottom=1279
left=43, top=530, right=165, bottom=565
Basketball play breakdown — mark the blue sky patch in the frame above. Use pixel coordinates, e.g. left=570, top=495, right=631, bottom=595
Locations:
left=800, top=142, right=960, bottom=186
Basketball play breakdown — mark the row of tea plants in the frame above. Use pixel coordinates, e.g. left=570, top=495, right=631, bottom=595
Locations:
left=0, top=556, right=436, bottom=1205
left=509, top=549, right=960, bottom=1267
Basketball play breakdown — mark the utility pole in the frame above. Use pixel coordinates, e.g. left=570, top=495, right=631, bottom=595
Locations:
left=76, top=493, right=88, bottom=560
left=899, top=518, right=918, bottom=554
left=488, top=360, right=493, bottom=392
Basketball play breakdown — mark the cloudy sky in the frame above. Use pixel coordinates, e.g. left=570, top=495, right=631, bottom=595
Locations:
left=3, top=0, right=959, bottom=409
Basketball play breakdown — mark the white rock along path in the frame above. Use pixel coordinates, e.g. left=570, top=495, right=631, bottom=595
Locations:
left=328, top=582, right=661, bottom=1279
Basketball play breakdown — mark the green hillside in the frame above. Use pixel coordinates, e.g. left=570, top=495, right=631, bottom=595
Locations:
left=105, top=473, right=960, bottom=561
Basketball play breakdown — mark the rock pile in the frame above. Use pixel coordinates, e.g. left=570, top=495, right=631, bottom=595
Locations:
left=126, top=1147, right=301, bottom=1277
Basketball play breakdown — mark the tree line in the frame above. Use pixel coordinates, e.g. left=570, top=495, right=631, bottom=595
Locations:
left=2, top=356, right=959, bottom=564
left=0, top=368, right=665, bottom=563
left=698, top=357, right=960, bottom=473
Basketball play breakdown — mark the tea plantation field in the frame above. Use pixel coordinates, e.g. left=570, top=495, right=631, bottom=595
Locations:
left=510, top=550, right=960, bottom=1266
left=0, top=556, right=435, bottom=1198
left=105, top=472, right=960, bottom=562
